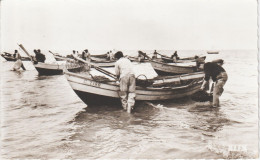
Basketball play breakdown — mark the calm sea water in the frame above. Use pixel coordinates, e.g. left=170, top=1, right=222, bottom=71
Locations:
left=0, top=50, right=258, bottom=159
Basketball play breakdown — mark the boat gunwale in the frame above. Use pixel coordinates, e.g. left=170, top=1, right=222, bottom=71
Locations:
left=150, top=59, right=197, bottom=69
left=64, top=70, right=203, bottom=91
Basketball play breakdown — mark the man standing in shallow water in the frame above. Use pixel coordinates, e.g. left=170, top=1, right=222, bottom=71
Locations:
left=200, top=59, right=228, bottom=107
left=12, top=50, right=26, bottom=71
left=114, top=51, right=136, bottom=113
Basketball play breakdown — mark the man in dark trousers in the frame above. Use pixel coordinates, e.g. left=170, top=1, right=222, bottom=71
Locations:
left=200, top=60, right=228, bottom=107
left=114, top=51, right=136, bottom=113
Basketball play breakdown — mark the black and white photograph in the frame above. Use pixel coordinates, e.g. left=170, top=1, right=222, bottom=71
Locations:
left=0, top=0, right=258, bottom=159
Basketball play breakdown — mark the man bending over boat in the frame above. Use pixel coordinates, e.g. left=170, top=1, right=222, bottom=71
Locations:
left=200, top=59, right=228, bottom=107
left=114, top=51, right=136, bottom=113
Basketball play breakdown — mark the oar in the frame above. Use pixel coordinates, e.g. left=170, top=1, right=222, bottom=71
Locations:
left=72, top=54, right=118, bottom=80
left=18, top=44, right=33, bottom=62
left=49, top=50, right=56, bottom=55
left=157, top=52, right=170, bottom=58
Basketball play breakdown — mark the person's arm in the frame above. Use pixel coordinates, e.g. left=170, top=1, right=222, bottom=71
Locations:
left=200, top=72, right=210, bottom=90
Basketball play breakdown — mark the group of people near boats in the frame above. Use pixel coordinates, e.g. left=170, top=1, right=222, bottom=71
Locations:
left=113, top=51, right=228, bottom=113
left=9, top=48, right=228, bottom=112
left=11, top=49, right=46, bottom=71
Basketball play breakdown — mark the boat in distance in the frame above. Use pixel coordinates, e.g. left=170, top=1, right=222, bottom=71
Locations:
left=207, top=51, right=219, bottom=54
left=1, top=53, right=31, bottom=61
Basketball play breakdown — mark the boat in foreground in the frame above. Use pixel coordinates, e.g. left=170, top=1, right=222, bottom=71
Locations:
left=64, top=66, right=204, bottom=105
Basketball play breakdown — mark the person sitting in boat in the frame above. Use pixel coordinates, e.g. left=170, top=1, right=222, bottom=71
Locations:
left=106, top=52, right=110, bottom=60
left=82, top=50, right=87, bottom=60
left=114, top=51, right=136, bottom=113
left=13, top=52, right=26, bottom=71
left=13, top=50, right=18, bottom=58
left=138, top=51, right=147, bottom=62
left=109, top=51, right=114, bottom=60
left=82, top=49, right=90, bottom=60
left=171, top=51, right=179, bottom=63
left=152, top=50, right=158, bottom=59
left=34, top=49, right=46, bottom=63
left=200, top=60, right=228, bottom=108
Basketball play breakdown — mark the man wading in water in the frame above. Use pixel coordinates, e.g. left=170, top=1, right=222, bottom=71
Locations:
left=114, top=51, right=136, bottom=113
left=200, top=59, right=228, bottom=107
left=12, top=50, right=26, bottom=71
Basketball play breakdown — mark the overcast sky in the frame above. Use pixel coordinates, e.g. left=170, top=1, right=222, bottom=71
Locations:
left=0, top=0, right=257, bottom=51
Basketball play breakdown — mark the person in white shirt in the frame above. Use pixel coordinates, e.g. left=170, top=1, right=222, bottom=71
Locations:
left=13, top=51, right=26, bottom=71
left=114, top=51, right=136, bottom=113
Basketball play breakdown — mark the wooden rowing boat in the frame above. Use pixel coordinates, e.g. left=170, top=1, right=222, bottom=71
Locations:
left=161, top=55, right=206, bottom=63
left=34, top=62, right=85, bottom=75
left=64, top=68, right=204, bottom=105
left=34, top=63, right=64, bottom=75
left=149, top=60, right=198, bottom=75
left=1, top=53, right=31, bottom=61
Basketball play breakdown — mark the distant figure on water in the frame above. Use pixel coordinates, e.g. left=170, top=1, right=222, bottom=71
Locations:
left=12, top=50, right=26, bottom=71
left=171, top=51, right=179, bottom=63
left=200, top=60, right=228, bottom=107
left=33, top=49, right=46, bottom=64
left=152, top=50, right=158, bottom=59
left=114, top=51, right=136, bottom=113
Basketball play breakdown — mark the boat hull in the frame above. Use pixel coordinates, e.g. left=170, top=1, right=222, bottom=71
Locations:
left=34, top=62, right=83, bottom=75
left=150, top=60, right=197, bottom=74
left=1, top=55, right=31, bottom=61
left=35, top=67, right=63, bottom=75
left=64, top=71, right=203, bottom=105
